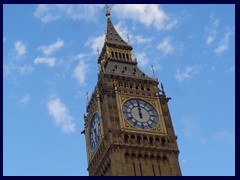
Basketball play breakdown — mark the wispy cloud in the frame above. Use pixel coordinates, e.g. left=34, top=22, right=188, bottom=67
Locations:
left=18, top=65, right=33, bottom=75
left=157, top=37, right=174, bottom=56
left=38, top=39, right=64, bottom=55
left=136, top=52, right=149, bottom=67
left=112, top=4, right=177, bottom=30
left=214, top=131, right=235, bottom=144
left=134, top=35, right=152, bottom=44
left=14, top=41, right=26, bottom=58
left=34, top=4, right=104, bottom=23
left=73, top=54, right=88, bottom=85
left=47, top=97, right=76, bottom=133
left=19, top=94, right=31, bottom=105
left=34, top=57, right=56, bottom=67
left=214, top=29, right=232, bottom=55
left=85, top=34, right=105, bottom=54
left=175, top=65, right=201, bottom=82
left=205, top=14, right=219, bottom=45
left=115, top=21, right=129, bottom=42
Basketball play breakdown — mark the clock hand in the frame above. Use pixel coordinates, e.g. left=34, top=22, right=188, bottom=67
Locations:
left=137, top=100, right=143, bottom=119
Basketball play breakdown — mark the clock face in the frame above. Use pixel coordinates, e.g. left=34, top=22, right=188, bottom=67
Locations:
left=89, top=113, right=101, bottom=151
left=123, top=99, right=159, bottom=130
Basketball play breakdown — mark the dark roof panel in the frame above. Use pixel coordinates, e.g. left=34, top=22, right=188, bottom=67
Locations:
left=106, top=17, right=132, bottom=48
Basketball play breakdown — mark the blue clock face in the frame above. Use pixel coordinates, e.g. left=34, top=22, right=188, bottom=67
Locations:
left=123, top=99, right=159, bottom=130
left=89, top=113, right=101, bottom=151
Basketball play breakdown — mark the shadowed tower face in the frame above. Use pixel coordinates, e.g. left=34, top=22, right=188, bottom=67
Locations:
left=83, top=5, right=182, bottom=176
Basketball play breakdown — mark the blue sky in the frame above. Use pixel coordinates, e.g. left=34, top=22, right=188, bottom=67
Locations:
left=3, top=4, right=235, bottom=176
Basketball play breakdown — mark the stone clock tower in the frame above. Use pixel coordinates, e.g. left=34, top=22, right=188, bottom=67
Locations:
left=82, top=5, right=182, bottom=176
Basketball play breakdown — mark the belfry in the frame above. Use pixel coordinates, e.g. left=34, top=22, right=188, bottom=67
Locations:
left=83, top=5, right=182, bottom=176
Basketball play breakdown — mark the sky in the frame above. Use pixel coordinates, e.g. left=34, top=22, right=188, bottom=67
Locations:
left=3, top=4, right=235, bottom=176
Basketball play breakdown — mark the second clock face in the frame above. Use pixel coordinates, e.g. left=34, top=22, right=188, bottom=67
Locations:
left=123, top=99, right=159, bottom=130
left=89, top=113, right=101, bottom=151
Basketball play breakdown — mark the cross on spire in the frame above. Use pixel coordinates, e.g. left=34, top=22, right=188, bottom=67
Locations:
left=105, top=4, right=111, bottom=17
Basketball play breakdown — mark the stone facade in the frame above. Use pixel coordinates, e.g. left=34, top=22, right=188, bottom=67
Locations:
left=83, top=6, right=182, bottom=176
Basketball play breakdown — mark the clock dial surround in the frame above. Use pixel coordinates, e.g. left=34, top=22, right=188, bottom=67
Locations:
left=123, top=99, right=159, bottom=130
left=89, top=113, right=101, bottom=151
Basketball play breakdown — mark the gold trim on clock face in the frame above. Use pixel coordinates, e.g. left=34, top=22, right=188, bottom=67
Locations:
left=122, top=99, right=159, bottom=130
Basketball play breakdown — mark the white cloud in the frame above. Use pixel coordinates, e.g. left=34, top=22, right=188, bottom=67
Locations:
left=175, top=66, right=201, bottom=81
left=47, top=97, right=76, bottom=133
left=34, top=57, right=56, bottom=67
left=14, top=41, right=26, bottom=58
left=19, top=65, right=33, bottom=75
left=85, top=34, right=105, bottom=54
left=112, top=4, right=174, bottom=30
left=38, top=39, right=64, bottom=55
left=134, top=35, right=152, bottom=44
left=157, top=37, right=174, bottom=56
left=205, top=15, right=219, bottom=45
left=73, top=54, right=88, bottom=85
left=34, top=4, right=104, bottom=23
left=19, top=95, right=31, bottom=105
left=115, top=21, right=129, bottom=42
left=165, top=19, right=178, bottom=30
left=214, top=131, right=235, bottom=144
left=136, top=52, right=149, bottom=67
left=214, top=29, right=232, bottom=55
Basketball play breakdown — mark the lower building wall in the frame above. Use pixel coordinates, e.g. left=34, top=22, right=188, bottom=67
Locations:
left=102, top=148, right=181, bottom=176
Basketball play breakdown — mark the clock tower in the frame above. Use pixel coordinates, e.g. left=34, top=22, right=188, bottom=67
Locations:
left=83, top=5, right=182, bottom=176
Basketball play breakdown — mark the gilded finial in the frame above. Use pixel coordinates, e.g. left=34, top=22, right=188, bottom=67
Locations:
left=105, top=4, right=111, bottom=18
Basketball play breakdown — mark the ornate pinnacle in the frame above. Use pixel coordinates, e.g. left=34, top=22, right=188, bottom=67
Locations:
left=105, top=4, right=111, bottom=17
left=127, top=34, right=131, bottom=44
left=161, top=83, right=165, bottom=95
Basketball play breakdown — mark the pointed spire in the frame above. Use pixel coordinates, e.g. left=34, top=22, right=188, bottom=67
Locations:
left=105, top=4, right=111, bottom=18
left=104, top=5, right=132, bottom=49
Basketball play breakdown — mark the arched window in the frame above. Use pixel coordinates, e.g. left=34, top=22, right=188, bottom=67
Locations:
left=111, top=51, right=114, bottom=58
